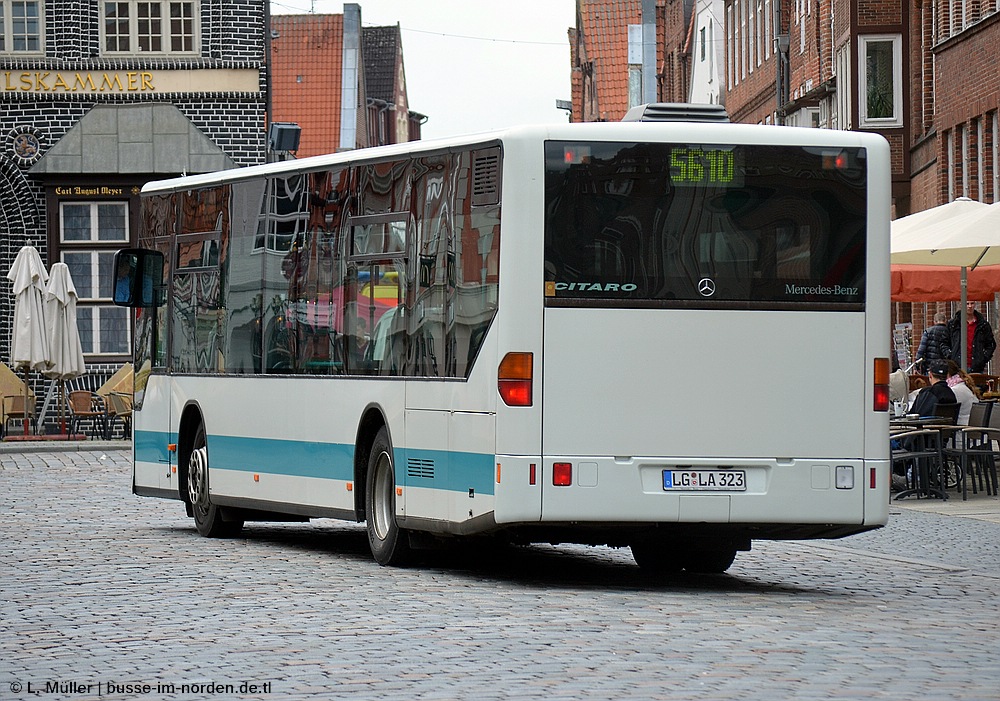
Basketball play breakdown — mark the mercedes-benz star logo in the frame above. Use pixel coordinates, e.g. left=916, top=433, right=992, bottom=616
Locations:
left=697, top=278, right=716, bottom=297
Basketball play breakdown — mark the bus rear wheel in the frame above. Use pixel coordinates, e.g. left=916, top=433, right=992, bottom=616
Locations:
left=365, top=427, right=411, bottom=566
left=187, top=423, right=243, bottom=538
left=629, top=541, right=684, bottom=574
left=680, top=547, right=737, bottom=574
left=630, top=541, right=736, bottom=574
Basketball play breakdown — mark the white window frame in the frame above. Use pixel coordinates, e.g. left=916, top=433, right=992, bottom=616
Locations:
left=858, top=34, right=903, bottom=129
left=727, top=4, right=735, bottom=87
left=59, top=201, right=132, bottom=356
left=993, top=112, right=999, bottom=203
left=763, top=0, right=770, bottom=60
left=977, top=118, right=984, bottom=200
left=59, top=202, right=129, bottom=244
left=946, top=129, right=955, bottom=202
left=739, top=0, right=746, bottom=81
left=60, top=251, right=132, bottom=355
left=100, top=0, right=199, bottom=56
left=0, top=0, right=44, bottom=54
left=835, top=42, right=852, bottom=130
left=960, top=123, right=969, bottom=198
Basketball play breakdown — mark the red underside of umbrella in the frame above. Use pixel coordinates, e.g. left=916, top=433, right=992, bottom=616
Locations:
left=891, top=264, right=1000, bottom=302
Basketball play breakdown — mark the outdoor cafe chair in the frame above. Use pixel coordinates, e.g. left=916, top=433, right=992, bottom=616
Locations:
left=944, top=404, right=1000, bottom=500
left=105, top=392, right=132, bottom=439
left=2, top=395, right=37, bottom=437
left=891, top=426, right=947, bottom=500
left=68, top=390, right=108, bottom=439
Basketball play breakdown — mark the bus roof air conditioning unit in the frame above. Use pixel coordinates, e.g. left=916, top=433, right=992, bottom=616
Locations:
left=621, top=103, right=730, bottom=123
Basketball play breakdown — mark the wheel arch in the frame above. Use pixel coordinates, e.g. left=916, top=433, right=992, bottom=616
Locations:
left=176, top=400, right=206, bottom=506
left=354, top=404, right=391, bottom=521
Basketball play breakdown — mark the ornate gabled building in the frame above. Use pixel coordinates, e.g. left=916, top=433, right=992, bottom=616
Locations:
left=1, top=0, right=268, bottom=388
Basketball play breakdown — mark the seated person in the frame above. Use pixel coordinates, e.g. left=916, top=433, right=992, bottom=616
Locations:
left=908, top=361, right=957, bottom=418
left=892, top=361, right=958, bottom=492
left=944, top=359, right=980, bottom=426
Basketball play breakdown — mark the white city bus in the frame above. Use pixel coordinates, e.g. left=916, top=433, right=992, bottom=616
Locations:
left=117, top=109, right=891, bottom=573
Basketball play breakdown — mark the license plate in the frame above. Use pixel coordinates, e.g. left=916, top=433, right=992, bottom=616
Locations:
left=663, top=469, right=746, bottom=491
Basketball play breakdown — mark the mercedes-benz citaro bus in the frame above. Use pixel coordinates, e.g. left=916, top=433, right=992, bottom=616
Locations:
left=115, top=104, right=891, bottom=574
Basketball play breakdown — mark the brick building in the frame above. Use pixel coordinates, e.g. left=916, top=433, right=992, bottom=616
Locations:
left=570, top=0, right=697, bottom=122
left=1, top=0, right=268, bottom=422
left=570, top=0, right=999, bottom=368
left=270, top=5, right=424, bottom=158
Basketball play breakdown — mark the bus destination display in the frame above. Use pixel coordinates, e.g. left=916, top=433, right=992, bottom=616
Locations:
left=669, top=146, right=740, bottom=187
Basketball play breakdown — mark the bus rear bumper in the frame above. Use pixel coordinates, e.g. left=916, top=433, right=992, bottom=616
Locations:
left=493, top=455, right=890, bottom=535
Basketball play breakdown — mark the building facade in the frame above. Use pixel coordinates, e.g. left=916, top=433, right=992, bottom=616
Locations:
left=570, top=0, right=700, bottom=122
left=909, top=0, right=1000, bottom=212
left=1, top=0, right=268, bottom=419
left=270, top=5, right=424, bottom=159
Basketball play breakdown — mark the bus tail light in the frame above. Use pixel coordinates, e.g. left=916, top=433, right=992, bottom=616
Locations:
left=553, top=462, right=572, bottom=486
left=874, top=357, right=890, bottom=412
left=498, top=352, right=533, bottom=406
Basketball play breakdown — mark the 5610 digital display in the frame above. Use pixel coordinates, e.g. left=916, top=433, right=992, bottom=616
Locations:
left=669, top=147, right=740, bottom=186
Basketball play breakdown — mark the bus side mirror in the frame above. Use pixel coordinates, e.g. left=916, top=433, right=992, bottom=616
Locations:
left=113, top=248, right=164, bottom=308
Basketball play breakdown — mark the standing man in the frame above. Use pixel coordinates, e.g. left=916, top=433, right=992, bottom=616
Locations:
left=948, top=301, right=997, bottom=373
left=915, top=311, right=951, bottom=373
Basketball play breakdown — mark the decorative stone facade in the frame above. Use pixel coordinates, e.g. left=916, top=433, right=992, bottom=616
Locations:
left=1, top=0, right=268, bottom=428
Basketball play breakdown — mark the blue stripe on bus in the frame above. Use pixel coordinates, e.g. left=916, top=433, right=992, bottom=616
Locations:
left=133, top=430, right=495, bottom=495
left=136, top=430, right=173, bottom=464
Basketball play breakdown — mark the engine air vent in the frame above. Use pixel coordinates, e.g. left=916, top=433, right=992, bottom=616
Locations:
left=472, top=147, right=501, bottom=206
left=407, top=457, right=435, bottom=480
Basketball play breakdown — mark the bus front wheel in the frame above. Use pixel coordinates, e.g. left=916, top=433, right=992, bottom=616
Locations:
left=187, top=423, right=243, bottom=538
left=365, top=427, right=411, bottom=566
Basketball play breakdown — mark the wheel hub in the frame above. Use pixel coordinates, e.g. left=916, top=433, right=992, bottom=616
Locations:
left=187, top=446, right=209, bottom=505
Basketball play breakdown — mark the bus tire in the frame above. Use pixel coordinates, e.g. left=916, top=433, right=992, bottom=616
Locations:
left=365, top=427, right=411, bottom=566
left=680, top=547, right=737, bottom=574
left=187, top=423, right=243, bottom=538
left=629, top=541, right=683, bottom=574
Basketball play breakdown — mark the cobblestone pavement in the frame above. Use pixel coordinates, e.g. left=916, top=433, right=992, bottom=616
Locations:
left=2, top=449, right=999, bottom=700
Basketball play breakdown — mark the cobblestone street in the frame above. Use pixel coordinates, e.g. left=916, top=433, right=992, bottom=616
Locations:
left=2, top=448, right=999, bottom=700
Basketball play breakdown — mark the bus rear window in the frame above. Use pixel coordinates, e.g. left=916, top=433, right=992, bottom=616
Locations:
left=543, top=141, right=867, bottom=309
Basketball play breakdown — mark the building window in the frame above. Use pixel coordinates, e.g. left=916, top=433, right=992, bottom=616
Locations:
left=0, top=0, right=43, bottom=53
left=977, top=117, right=984, bottom=200
left=763, top=0, right=770, bottom=60
left=859, top=35, right=903, bottom=128
left=960, top=123, right=969, bottom=198
left=101, top=0, right=197, bottom=54
left=59, top=202, right=131, bottom=356
left=787, top=107, right=820, bottom=128
left=835, top=43, right=851, bottom=130
left=946, top=129, right=955, bottom=201
left=726, top=4, right=734, bottom=87
left=992, top=112, right=998, bottom=203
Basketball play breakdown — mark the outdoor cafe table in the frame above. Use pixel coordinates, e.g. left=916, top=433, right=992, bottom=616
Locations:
left=890, top=419, right=951, bottom=500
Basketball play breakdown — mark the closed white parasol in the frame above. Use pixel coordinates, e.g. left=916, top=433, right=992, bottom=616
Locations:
left=45, top=263, right=87, bottom=435
left=6, top=245, right=50, bottom=435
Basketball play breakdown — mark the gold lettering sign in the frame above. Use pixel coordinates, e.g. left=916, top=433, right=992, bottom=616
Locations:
left=55, top=186, right=127, bottom=196
left=3, top=69, right=259, bottom=94
left=4, top=71, right=153, bottom=93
